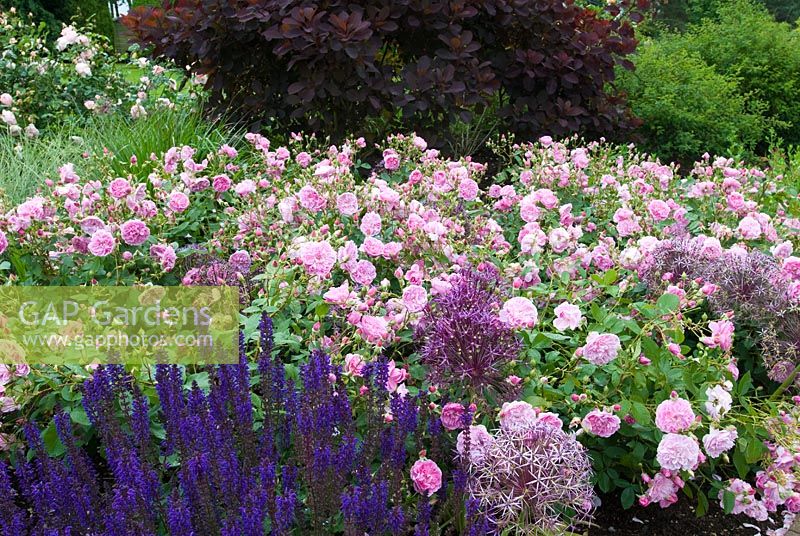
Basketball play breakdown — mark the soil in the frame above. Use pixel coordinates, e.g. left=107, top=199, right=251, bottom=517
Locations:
left=589, top=492, right=782, bottom=535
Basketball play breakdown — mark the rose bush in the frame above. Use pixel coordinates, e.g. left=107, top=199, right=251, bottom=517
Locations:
left=0, top=9, right=201, bottom=138
left=0, top=130, right=798, bottom=532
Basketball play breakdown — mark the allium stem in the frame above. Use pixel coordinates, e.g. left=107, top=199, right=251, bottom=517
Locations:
left=770, top=362, right=800, bottom=401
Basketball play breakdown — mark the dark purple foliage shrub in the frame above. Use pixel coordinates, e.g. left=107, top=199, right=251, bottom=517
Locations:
left=419, top=267, right=522, bottom=398
left=122, top=0, right=648, bottom=143
left=0, top=315, right=459, bottom=535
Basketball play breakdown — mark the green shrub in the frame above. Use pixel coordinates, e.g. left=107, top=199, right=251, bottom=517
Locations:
left=0, top=0, right=113, bottom=40
left=617, top=37, right=766, bottom=164
left=681, top=0, right=800, bottom=147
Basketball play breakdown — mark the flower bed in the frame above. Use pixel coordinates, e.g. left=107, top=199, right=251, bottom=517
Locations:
left=0, top=132, right=798, bottom=534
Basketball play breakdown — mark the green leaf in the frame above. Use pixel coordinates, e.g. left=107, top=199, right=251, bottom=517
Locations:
left=733, top=446, right=749, bottom=479
left=721, top=490, right=736, bottom=514
left=656, top=293, right=680, bottom=314
left=696, top=490, right=709, bottom=517
left=602, top=269, right=618, bottom=286
left=630, top=402, right=652, bottom=426
left=621, top=487, right=636, bottom=510
left=745, top=438, right=765, bottom=464
left=314, top=303, right=330, bottom=319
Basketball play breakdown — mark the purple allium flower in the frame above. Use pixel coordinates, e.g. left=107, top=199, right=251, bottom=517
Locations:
left=705, top=250, right=790, bottom=322
left=465, top=422, right=595, bottom=534
left=419, top=268, right=522, bottom=396
left=761, top=311, right=800, bottom=388
left=640, top=237, right=713, bottom=290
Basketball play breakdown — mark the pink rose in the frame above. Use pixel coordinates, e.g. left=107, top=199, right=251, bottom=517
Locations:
left=655, top=396, right=695, bottom=433
left=737, top=216, right=762, bottom=240
left=323, top=281, right=352, bottom=305
left=783, top=256, right=800, bottom=280
left=107, top=178, right=132, bottom=199
left=581, top=408, right=621, bottom=437
left=499, top=401, right=537, bottom=432
left=553, top=302, right=582, bottom=331
left=299, top=241, right=337, bottom=278
left=702, top=427, right=737, bottom=458
left=457, top=425, right=494, bottom=463
left=402, top=285, right=428, bottom=313
left=350, top=260, right=376, bottom=286
left=359, top=316, right=390, bottom=346
left=361, top=236, right=384, bottom=257
left=298, top=185, right=326, bottom=212
left=440, top=402, right=465, bottom=431
left=642, top=471, right=683, bottom=508
left=0, top=230, right=7, bottom=255
left=499, top=297, right=538, bottom=329
left=647, top=199, right=671, bottom=221
left=458, top=178, right=479, bottom=201
left=234, top=179, right=257, bottom=196
left=88, top=230, right=116, bottom=257
left=344, top=353, right=365, bottom=376
left=212, top=174, right=232, bottom=192
left=168, top=191, right=190, bottom=213
left=336, top=193, right=359, bottom=216
left=581, top=332, right=621, bottom=366
left=120, top=219, right=150, bottom=246
left=150, top=244, right=176, bottom=272
left=14, top=363, right=29, bottom=377
left=700, top=319, right=734, bottom=351
left=535, top=412, right=563, bottom=429
left=657, top=434, right=700, bottom=471
left=359, top=211, right=382, bottom=236
left=385, top=360, right=407, bottom=391
left=410, top=458, right=442, bottom=496
left=383, top=149, right=400, bottom=171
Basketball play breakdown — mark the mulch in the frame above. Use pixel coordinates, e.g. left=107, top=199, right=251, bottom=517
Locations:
left=588, top=492, right=783, bottom=535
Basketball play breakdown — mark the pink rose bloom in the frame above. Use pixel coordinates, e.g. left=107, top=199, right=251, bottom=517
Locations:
left=656, top=434, right=700, bottom=471
left=168, top=191, right=190, bottom=213
left=0, top=230, right=7, bottom=255
left=344, top=353, right=365, bottom=376
left=700, top=319, right=734, bottom=351
left=410, top=458, right=442, bottom=496
left=298, top=185, right=327, bottom=212
left=323, top=281, right=352, bottom=305
left=702, top=427, right=738, bottom=458
left=737, top=216, right=762, bottom=240
left=234, top=179, right=257, bottom=196
left=0, top=396, right=18, bottom=413
left=548, top=227, right=571, bottom=252
left=14, top=363, right=30, bottom=377
left=212, top=174, right=232, bottom=193
left=150, top=244, right=176, bottom=272
left=295, top=151, right=312, bottom=167
left=519, top=195, right=540, bottom=223
left=359, top=315, right=390, bottom=345
left=336, top=193, right=359, bottom=216
left=299, top=241, right=337, bottom=278
left=647, top=199, right=671, bottom=221
left=88, top=230, right=116, bottom=257
left=534, top=188, right=559, bottom=209
left=458, top=178, right=479, bottom=201
left=535, top=412, right=563, bottom=429
left=361, top=236, right=384, bottom=257
left=553, top=302, right=582, bottom=331
left=499, top=401, right=537, bottom=432
left=402, top=285, right=428, bottom=313
left=457, top=425, right=494, bottom=463
left=571, top=148, right=590, bottom=169
left=642, top=471, right=683, bottom=508
left=360, top=211, right=382, bottom=236
left=383, top=149, right=401, bottom=171
left=229, top=250, right=251, bottom=273
left=350, top=260, right=376, bottom=286
left=582, top=332, right=621, bottom=366
left=655, top=396, right=695, bottom=433
left=499, top=297, right=538, bottom=329
left=441, top=402, right=465, bottom=431
left=581, top=408, right=621, bottom=437
left=385, top=360, right=407, bottom=391
left=120, top=219, right=150, bottom=246
left=0, top=365, right=10, bottom=385
left=107, top=178, right=132, bottom=199
left=783, top=256, right=800, bottom=280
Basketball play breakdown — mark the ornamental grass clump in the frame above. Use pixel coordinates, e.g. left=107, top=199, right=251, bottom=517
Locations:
left=464, top=421, right=595, bottom=535
left=419, top=267, right=522, bottom=398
